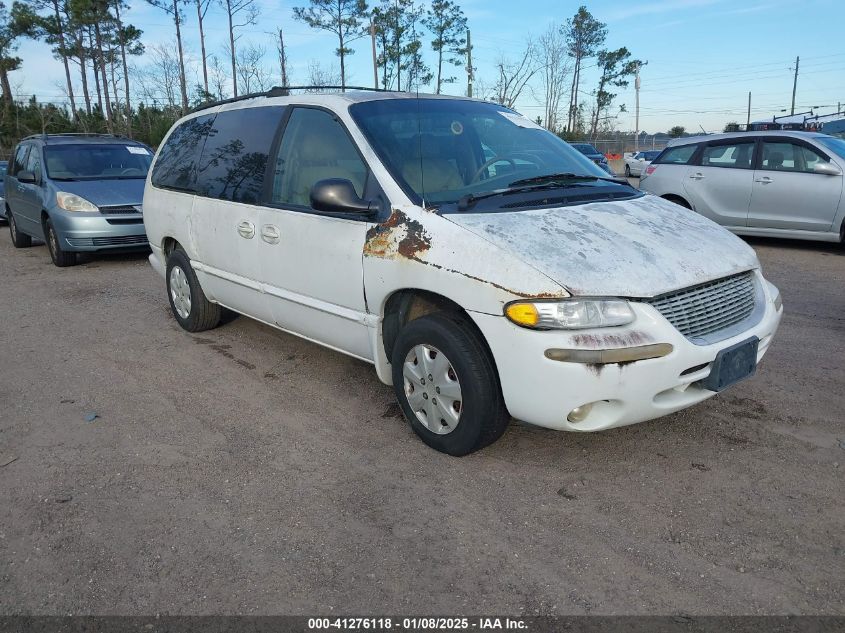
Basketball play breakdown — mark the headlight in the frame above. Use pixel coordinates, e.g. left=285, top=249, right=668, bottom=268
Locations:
left=505, top=299, right=635, bottom=330
left=56, top=192, right=98, bottom=212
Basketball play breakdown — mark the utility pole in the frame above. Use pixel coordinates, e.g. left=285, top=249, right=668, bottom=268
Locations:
left=791, top=56, right=799, bottom=115
left=634, top=65, right=641, bottom=151
left=747, top=91, right=751, bottom=129
left=466, top=29, right=473, bottom=98
left=370, top=21, right=378, bottom=89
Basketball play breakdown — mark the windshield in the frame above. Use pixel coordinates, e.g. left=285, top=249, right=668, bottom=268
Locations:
left=818, top=136, right=845, bottom=161
left=349, top=99, right=606, bottom=207
left=572, top=143, right=600, bottom=154
left=642, top=150, right=661, bottom=160
left=44, top=144, right=152, bottom=180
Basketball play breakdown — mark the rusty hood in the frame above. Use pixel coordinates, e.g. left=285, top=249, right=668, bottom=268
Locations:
left=443, top=194, right=760, bottom=298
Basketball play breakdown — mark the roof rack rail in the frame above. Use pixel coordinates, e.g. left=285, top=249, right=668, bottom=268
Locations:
left=189, top=85, right=391, bottom=114
left=21, top=132, right=129, bottom=141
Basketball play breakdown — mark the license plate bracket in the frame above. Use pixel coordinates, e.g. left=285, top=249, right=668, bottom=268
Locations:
left=701, top=336, right=759, bottom=392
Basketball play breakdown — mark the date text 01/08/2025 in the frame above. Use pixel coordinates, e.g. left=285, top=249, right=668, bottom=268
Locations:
left=307, top=617, right=527, bottom=630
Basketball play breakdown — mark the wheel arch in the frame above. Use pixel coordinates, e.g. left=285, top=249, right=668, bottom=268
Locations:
left=661, top=193, right=692, bottom=209
left=378, top=288, right=501, bottom=386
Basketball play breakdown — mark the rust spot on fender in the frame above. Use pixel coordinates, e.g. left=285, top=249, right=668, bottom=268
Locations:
left=364, top=210, right=431, bottom=260
left=571, top=331, right=653, bottom=348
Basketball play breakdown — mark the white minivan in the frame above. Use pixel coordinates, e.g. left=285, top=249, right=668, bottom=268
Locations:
left=143, top=90, right=783, bottom=455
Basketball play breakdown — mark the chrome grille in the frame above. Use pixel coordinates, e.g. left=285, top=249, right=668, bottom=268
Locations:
left=644, top=272, right=756, bottom=340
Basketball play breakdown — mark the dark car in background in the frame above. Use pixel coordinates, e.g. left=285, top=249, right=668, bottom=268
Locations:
left=4, top=134, right=152, bottom=266
left=570, top=143, right=614, bottom=175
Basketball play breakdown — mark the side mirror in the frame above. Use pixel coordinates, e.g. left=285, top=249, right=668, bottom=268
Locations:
left=310, top=179, right=374, bottom=215
left=813, top=162, right=842, bottom=176
left=17, top=170, right=36, bottom=184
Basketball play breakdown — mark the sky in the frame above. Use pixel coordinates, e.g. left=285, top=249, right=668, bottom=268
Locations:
left=12, top=0, right=845, bottom=134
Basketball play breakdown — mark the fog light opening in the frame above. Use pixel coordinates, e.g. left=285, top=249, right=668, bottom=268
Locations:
left=567, top=403, right=594, bottom=423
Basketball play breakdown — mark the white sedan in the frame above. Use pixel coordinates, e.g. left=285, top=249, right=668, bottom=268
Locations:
left=624, top=150, right=662, bottom=177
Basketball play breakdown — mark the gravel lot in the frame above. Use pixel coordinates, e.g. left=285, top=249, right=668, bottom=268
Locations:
left=0, top=228, right=842, bottom=616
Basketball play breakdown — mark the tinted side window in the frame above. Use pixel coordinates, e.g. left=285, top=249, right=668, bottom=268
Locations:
left=701, top=141, right=754, bottom=169
left=271, top=108, right=368, bottom=208
left=655, top=144, right=697, bottom=165
left=25, top=147, right=42, bottom=181
left=151, top=114, right=216, bottom=192
left=195, top=106, right=284, bottom=204
left=12, top=144, right=29, bottom=176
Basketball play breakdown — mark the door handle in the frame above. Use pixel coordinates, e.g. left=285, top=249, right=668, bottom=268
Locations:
left=236, top=220, right=255, bottom=239
left=689, top=173, right=704, bottom=180
left=755, top=176, right=773, bottom=184
left=260, top=224, right=280, bottom=244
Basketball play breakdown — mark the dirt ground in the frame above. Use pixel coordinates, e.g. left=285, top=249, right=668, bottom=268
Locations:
left=0, top=229, right=842, bottom=616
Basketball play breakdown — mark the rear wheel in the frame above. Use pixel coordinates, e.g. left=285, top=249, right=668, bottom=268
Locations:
left=391, top=313, right=510, bottom=456
left=8, top=210, right=32, bottom=248
left=166, top=248, right=221, bottom=332
left=45, top=217, right=77, bottom=267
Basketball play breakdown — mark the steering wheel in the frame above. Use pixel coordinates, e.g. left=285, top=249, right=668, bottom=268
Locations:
left=121, top=168, right=142, bottom=176
left=470, top=155, right=519, bottom=183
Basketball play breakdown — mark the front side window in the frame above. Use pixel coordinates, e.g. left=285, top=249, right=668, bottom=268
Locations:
left=195, top=106, right=283, bottom=204
left=350, top=99, right=605, bottom=206
left=655, top=144, right=697, bottom=165
left=25, top=146, right=42, bottom=181
left=45, top=144, right=152, bottom=181
left=760, top=141, right=827, bottom=173
left=12, top=144, right=30, bottom=176
left=271, top=108, right=368, bottom=208
left=701, top=142, right=754, bottom=169
left=151, top=114, right=215, bottom=192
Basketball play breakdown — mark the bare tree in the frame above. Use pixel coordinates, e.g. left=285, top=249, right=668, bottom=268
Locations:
left=208, top=53, right=227, bottom=99
left=492, top=40, right=537, bottom=109
left=221, top=0, right=259, bottom=97
left=195, top=0, right=212, bottom=95
left=537, top=24, right=570, bottom=133
left=235, top=41, right=271, bottom=94
left=274, top=27, right=288, bottom=87
left=146, top=0, right=189, bottom=113
left=136, top=42, right=181, bottom=107
left=306, top=59, right=340, bottom=91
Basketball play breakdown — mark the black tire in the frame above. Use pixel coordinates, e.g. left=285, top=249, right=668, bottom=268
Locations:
left=45, top=217, right=77, bottom=267
left=663, top=195, right=691, bottom=209
left=624, top=164, right=631, bottom=178
left=391, top=312, right=510, bottom=456
left=8, top=210, right=32, bottom=248
left=165, top=248, right=221, bottom=332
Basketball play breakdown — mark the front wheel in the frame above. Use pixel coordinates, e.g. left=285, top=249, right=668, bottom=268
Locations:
left=8, top=210, right=32, bottom=248
left=166, top=248, right=221, bottom=332
left=45, top=217, right=77, bottom=267
left=391, top=313, right=510, bottom=456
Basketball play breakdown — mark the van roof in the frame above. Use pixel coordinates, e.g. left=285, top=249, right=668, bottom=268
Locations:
left=666, top=130, right=830, bottom=147
left=189, top=86, right=477, bottom=114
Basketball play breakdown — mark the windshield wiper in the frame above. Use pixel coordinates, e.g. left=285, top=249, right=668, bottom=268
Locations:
left=508, top=172, right=623, bottom=187
left=457, top=182, right=577, bottom=211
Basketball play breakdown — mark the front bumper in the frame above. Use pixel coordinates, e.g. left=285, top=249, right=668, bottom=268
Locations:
left=471, top=274, right=783, bottom=431
left=50, top=211, right=149, bottom=251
